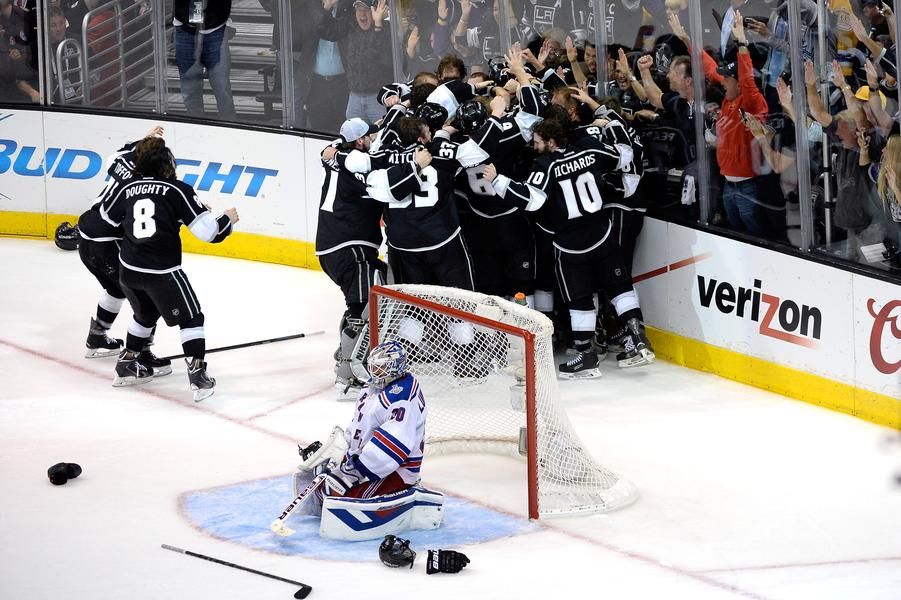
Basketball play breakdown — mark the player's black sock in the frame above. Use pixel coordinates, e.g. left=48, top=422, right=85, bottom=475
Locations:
left=182, top=338, right=205, bottom=361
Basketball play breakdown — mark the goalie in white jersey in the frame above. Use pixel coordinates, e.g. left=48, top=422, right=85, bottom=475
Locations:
left=291, top=340, right=444, bottom=541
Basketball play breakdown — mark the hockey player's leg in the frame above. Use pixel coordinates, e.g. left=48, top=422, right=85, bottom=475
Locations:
left=85, top=291, right=125, bottom=358
left=113, top=317, right=156, bottom=386
left=137, top=325, right=172, bottom=377
left=81, top=240, right=126, bottom=358
left=179, top=313, right=215, bottom=402
left=558, top=297, right=601, bottom=379
left=597, top=241, right=654, bottom=368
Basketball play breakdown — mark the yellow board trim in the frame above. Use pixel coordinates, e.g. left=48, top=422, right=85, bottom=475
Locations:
left=646, top=326, right=901, bottom=430
left=0, top=211, right=323, bottom=271
left=4, top=210, right=897, bottom=429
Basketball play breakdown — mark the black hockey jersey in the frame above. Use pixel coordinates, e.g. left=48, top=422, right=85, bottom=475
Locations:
left=367, top=137, right=488, bottom=251
left=78, top=142, right=139, bottom=242
left=491, top=144, right=624, bottom=253
left=315, top=141, right=387, bottom=255
left=101, top=178, right=232, bottom=273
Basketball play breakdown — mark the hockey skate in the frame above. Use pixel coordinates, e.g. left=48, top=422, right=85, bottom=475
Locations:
left=616, top=319, right=655, bottom=368
left=138, top=348, right=172, bottom=377
left=592, top=319, right=609, bottom=360
left=606, top=324, right=628, bottom=353
left=112, top=350, right=154, bottom=386
left=85, top=317, right=123, bottom=358
left=186, top=358, right=215, bottom=402
left=558, top=348, right=601, bottom=380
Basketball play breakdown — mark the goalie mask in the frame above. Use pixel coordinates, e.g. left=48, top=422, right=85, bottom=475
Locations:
left=54, top=221, right=80, bottom=251
left=366, top=340, right=408, bottom=386
left=379, top=535, right=416, bottom=568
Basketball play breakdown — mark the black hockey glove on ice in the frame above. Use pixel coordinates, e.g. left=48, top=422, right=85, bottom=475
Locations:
left=426, top=549, right=470, bottom=574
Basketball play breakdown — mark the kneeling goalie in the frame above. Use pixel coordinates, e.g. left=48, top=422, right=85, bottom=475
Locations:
left=289, top=340, right=444, bottom=540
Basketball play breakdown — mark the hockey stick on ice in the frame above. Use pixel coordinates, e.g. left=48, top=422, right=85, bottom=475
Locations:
left=161, top=544, right=313, bottom=598
left=270, top=473, right=327, bottom=537
left=161, top=330, right=325, bottom=361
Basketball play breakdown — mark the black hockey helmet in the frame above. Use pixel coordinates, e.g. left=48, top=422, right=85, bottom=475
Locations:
left=413, top=102, right=449, bottom=133
left=379, top=535, right=416, bottom=569
left=488, top=56, right=511, bottom=87
left=54, top=221, right=80, bottom=251
left=456, top=100, right=488, bottom=136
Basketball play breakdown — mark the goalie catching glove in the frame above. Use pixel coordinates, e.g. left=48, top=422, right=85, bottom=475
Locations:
left=426, top=549, right=470, bottom=574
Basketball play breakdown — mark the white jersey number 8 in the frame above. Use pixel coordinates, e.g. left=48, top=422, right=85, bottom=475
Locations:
left=132, top=198, right=157, bottom=239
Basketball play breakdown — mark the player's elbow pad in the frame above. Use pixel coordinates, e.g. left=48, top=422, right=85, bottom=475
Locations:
left=189, top=212, right=232, bottom=243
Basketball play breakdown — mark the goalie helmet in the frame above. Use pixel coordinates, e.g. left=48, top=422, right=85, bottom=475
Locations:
left=366, top=340, right=408, bottom=386
left=379, top=535, right=416, bottom=568
left=413, top=102, right=448, bottom=133
left=456, top=100, right=488, bottom=136
left=54, top=221, right=80, bottom=251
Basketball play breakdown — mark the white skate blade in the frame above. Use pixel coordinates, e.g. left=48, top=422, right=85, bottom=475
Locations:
left=557, top=367, right=602, bottom=380
left=617, top=349, right=655, bottom=369
left=85, top=347, right=121, bottom=359
left=192, top=387, right=215, bottom=402
left=152, top=366, right=173, bottom=377
left=112, top=375, right=153, bottom=387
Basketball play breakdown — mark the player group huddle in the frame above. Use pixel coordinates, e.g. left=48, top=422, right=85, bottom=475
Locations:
left=319, top=45, right=656, bottom=393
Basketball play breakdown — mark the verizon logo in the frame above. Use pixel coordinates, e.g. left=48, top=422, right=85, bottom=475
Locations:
left=697, top=276, right=822, bottom=348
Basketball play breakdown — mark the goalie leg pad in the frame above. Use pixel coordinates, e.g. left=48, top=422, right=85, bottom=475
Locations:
left=291, top=471, right=324, bottom=517
left=319, top=487, right=445, bottom=541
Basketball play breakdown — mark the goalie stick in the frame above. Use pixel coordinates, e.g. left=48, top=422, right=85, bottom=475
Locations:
left=161, top=330, right=325, bottom=361
left=270, top=473, right=327, bottom=537
left=161, top=544, right=313, bottom=598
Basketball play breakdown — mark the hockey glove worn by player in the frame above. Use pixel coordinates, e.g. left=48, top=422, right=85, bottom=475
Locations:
left=323, top=457, right=366, bottom=496
left=426, top=549, right=470, bottom=574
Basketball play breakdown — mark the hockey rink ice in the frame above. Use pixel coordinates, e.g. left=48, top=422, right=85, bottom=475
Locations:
left=1, top=236, right=899, bottom=600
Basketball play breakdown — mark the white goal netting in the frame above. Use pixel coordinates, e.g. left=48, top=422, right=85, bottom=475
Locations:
left=369, top=284, right=638, bottom=518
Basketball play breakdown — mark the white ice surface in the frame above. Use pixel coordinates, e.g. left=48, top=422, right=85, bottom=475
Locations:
left=1, top=238, right=899, bottom=600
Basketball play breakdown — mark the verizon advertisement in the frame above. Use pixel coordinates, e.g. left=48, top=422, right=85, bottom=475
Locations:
left=634, top=220, right=900, bottom=402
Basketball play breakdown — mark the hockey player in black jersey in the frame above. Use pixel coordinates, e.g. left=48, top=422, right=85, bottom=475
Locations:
left=482, top=118, right=654, bottom=378
left=365, top=115, right=488, bottom=289
left=77, top=126, right=163, bottom=360
left=316, top=118, right=390, bottom=394
left=100, top=137, right=238, bottom=401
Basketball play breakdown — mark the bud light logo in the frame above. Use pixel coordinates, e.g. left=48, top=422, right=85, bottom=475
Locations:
left=0, top=138, right=278, bottom=197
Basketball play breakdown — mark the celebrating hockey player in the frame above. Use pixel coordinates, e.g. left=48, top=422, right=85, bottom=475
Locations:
left=100, top=136, right=239, bottom=401
left=77, top=125, right=170, bottom=369
left=286, top=340, right=444, bottom=541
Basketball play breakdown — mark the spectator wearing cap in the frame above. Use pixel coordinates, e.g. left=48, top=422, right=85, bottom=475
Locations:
left=319, top=0, right=393, bottom=124
left=702, top=13, right=769, bottom=237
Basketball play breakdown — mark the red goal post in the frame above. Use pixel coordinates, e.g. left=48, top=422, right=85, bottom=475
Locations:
left=368, top=284, right=638, bottom=519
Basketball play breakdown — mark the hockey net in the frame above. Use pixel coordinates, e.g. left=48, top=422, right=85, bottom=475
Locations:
left=368, top=284, right=638, bottom=518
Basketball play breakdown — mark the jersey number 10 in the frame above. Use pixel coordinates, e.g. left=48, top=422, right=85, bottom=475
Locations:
left=560, top=172, right=603, bottom=219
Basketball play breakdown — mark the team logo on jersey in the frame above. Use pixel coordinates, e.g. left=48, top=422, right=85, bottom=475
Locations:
left=389, top=384, right=403, bottom=395
left=533, top=6, right=556, bottom=29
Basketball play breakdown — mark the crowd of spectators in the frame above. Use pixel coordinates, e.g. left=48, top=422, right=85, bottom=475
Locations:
left=3, top=0, right=899, bottom=271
